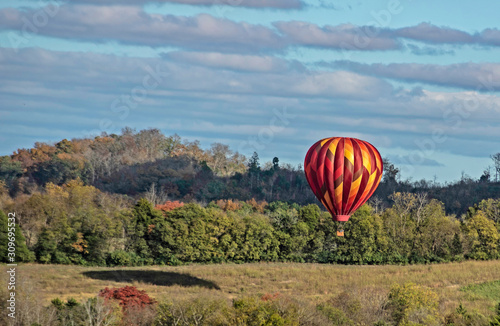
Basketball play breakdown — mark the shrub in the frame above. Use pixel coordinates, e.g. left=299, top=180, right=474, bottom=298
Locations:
left=233, top=296, right=287, bottom=325
left=443, top=302, right=489, bottom=326
left=234, top=295, right=330, bottom=326
left=99, top=286, right=156, bottom=310
left=51, top=296, right=120, bottom=326
left=319, top=288, right=389, bottom=326
left=155, top=294, right=330, bottom=326
left=387, top=282, right=439, bottom=325
left=155, top=296, right=232, bottom=326
left=317, top=304, right=354, bottom=325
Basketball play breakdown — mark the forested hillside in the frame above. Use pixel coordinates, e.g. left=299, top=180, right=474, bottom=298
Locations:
left=1, top=127, right=500, bottom=215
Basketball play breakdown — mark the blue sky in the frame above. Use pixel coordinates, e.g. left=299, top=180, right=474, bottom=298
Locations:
left=1, top=0, right=500, bottom=182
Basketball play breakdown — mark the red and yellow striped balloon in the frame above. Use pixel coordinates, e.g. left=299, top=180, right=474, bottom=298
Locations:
left=304, top=137, right=383, bottom=222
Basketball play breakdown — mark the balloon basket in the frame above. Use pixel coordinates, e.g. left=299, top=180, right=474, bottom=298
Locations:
left=336, top=225, right=344, bottom=237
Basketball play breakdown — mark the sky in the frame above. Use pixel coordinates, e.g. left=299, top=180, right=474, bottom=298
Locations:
left=1, top=0, right=500, bottom=182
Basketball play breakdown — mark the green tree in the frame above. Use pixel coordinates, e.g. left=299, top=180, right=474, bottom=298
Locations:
left=411, top=200, right=460, bottom=262
left=298, top=204, right=320, bottom=231
left=463, top=211, right=500, bottom=260
left=338, top=205, right=388, bottom=264
left=382, top=158, right=399, bottom=184
left=32, top=157, right=85, bottom=186
left=272, top=157, right=279, bottom=170
left=248, top=152, right=260, bottom=171
left=127, top=198, right=163, bottom=264
left=451, top=233, right=463, bottom=257
left=477, top=198, right=500, bottom=223
left=164, top=133, right=182, bottom=157
left=0, top=156, right=23, bottom=190
left=55, top=139, right=74, bottom=154
left=35, top=228, right=58, bottom=263
left=0, top=210, right=34, bottom=262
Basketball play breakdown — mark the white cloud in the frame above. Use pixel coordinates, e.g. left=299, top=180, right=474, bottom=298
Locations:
left=163, top=51, right=292, bottom=72
left=0, top=6, right=285, bottom=52
left=331, top=61, right=500, bottom=91
left=274, top=21, right=400, bottom=50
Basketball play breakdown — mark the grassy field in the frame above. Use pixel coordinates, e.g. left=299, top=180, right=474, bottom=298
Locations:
left=6, top=260, right=500, bottom=317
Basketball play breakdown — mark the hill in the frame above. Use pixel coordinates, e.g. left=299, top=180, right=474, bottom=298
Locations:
left=2, top=128, right=500, bottom=217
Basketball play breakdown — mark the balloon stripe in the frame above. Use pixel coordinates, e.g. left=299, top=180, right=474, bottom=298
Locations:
left=321, top=192, right=335, bottom=216
left=326, top=138, right=341, bottom=214
left=359, top=141, right=372, bottom=173
left=316, top=138, right=334, bottom=197
left=344, top=139, right=363, bottom=213
left=332, top=139, right=344, bottom=212
left=346, top=177, right=361, bottom=212
left=342, top=138, right=354, bottom=213
left=351, top=141, right=370, bottom=210
left=304, top=140, right=322, bottom=198
left=363, top=142, right=384, bottom=202
left=351, top=171, right=376, bottom=212
left=366, top=141, right=377, bottom=175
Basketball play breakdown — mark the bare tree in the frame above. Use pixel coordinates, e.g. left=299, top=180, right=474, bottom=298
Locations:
left=368, top=196, right=384, bottom=215
left=14, top=278, right=58, bottom=326
left=413, top=192, right=428, bottom=227
left=83, top=297, right=119, bottom=326
left=208, top=143, right=231, bottom=176
left=145, top=182, right=169, bottom=206
left=382, top=157, right=400, bottom=183
left=491, top=153, right=500, bottom=182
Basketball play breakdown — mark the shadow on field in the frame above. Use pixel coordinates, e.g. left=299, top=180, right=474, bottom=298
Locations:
left=82, top=270, right=220, bottom=289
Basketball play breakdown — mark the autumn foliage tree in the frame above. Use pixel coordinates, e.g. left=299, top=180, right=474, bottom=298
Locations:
left=155, top=200, right=185, bottom=212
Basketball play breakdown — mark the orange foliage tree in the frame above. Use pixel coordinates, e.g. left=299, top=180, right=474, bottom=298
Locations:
left=246, top=198, right=268, bottom=213
left=215, top=199, right=242, bottom=211
left=155, top=200, right=185, bottom=212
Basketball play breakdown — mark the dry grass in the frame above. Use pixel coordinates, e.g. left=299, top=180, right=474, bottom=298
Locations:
left=5, top=260, right=500, bottom=316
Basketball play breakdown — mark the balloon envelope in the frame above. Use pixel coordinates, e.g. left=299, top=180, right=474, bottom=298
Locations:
left=304, top=137, right=383, bottom=222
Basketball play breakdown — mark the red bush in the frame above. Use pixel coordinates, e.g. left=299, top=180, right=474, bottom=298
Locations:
left=99, top=286, right=156, bottom=310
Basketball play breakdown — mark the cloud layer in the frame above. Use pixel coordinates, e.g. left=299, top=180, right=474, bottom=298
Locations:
left=67, top=0, right=304, bottom=9
left=0, top=6, right=284, bottom=52
left=2, top=46, right=500, bottom=159
left=329, top=61, right=500, bottom=91
left=2, top=6, right=500, bottom=53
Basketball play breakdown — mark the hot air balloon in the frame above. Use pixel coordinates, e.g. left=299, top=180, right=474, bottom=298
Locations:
left=304, top=137, right=383, bottom=236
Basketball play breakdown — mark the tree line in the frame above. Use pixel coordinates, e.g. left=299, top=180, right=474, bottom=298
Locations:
left=1, top=178, right=499, bottom=266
